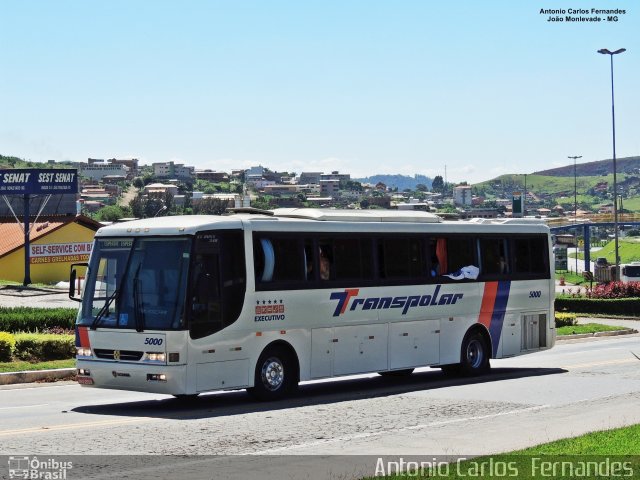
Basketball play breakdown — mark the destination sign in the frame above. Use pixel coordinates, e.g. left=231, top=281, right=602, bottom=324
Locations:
left=0, top=169, right=79, bottom=195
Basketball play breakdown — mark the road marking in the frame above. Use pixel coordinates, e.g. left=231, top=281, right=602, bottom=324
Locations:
left=250, top=404, right=550, bottom=454
left=0, top=404, right=48, bottom=411
left=563, top=358, right=637, bottom=370
left=0, top=417, right=152, bottom=437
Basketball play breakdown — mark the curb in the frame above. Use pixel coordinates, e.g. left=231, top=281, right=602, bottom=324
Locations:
left=0, top=368, right=76, bottom=386
left=557, top=329, right=638, bottom=341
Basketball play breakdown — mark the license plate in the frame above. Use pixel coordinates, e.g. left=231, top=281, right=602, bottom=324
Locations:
left=77, top=377, right=94, bottom=385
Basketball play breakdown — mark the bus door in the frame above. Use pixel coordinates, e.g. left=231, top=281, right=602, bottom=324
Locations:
left=187, top=230, right=247, bottom=392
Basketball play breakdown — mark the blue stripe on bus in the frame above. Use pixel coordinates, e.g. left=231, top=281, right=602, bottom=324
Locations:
left=489, top=280, right=511, bottom=357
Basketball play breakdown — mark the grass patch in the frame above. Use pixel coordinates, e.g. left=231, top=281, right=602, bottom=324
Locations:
left=514, top=424, right=640, bottom=455
left=0, top=358, right=75, bottom=373
left=555, top=271, right=585, bottom=285
left=576, top=238, right=640, bottom=263
left=369, top=424, right=640, bottom=479
left=557, top=323, right=629, bottom=335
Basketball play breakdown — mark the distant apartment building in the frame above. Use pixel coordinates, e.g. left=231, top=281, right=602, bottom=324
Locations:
left=299, top=172, right=323, bottom=185
left=144, top=183, right=179, bottom=199
left=80, top=162, right=128, bottom=182
left=453, top=186, right=473, bottom=206
left=320, top=179, right=340, bottom=197
left=152, top=161, right=195, bottom=181
left=195, top=170, right=229, bottom=182
left=320, top=171, right=350, bottom=183
left=88, top=158, right=139, bottom=179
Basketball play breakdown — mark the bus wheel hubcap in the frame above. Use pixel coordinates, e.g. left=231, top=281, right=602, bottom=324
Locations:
left=262, top=358, right=284, bottom=390
left=466, top=339, right=484, bottom=369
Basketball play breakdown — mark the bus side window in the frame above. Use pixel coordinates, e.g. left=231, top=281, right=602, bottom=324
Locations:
left=254, top=236, right=305, bottom=286
left=479, top=238, right=509, bottom=276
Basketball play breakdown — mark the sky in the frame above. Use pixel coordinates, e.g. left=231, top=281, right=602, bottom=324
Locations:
left=1, top=1, right=637, bottom=184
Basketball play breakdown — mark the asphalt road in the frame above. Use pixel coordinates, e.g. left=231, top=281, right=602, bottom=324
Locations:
left=0, top=286, right=79, bottom=309
left=1, top=334, right=639, bottom=479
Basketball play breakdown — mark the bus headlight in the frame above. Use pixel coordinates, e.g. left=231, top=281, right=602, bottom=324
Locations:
left=76, top=347, right=92, bottom=358
left=145, top=352, right=166, bottom=363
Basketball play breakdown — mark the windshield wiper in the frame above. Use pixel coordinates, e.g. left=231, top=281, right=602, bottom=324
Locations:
left=91, top=289, right=118, bottom=330
left=133, top=264, right=146, bottom=333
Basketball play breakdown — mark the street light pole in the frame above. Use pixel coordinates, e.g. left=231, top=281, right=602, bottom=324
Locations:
left=524, top=174, right=527, bottom=216
left=568, top=155, right=582, bottom=223
left=568, top=155, right=582, bottom=273
left=598, top=48, right=626, bottom=280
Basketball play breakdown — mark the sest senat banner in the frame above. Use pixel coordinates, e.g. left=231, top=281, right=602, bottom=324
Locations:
left=0, top=169, right=78, bottom=195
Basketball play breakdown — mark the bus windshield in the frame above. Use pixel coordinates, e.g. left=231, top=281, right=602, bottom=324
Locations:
left=79, top=237, right=191, bottom=330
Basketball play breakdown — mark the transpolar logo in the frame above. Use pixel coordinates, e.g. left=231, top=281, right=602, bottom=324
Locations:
left=330, top=285, right=464, bottom=317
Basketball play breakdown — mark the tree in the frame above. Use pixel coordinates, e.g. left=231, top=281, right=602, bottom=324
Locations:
left=95, top=205, right=129, bottom=222
left=432, top=176, right=444, bottom=193
left=415, top=184, right=427, bottom=192
left=129, top=195, right=167, bottom=218
left=132, top=177, right=144, bottom=189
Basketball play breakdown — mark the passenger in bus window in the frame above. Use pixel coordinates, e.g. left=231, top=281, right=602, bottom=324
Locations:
left=499, top=255, right=508, bottom=274
left=430, top=255, right=440, bottom=277
left=319, top=246, right=331, bottom=280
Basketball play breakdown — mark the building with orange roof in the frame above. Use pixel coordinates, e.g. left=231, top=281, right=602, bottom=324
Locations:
left=0, top=215, right=101, bottom=284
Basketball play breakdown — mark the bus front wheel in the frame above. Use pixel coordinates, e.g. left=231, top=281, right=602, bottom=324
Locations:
left=247, top=347, right=297, bottom=401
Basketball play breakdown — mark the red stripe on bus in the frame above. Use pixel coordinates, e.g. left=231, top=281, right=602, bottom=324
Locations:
left=341, top=288, right=360, bottom=315
left=478, top=281, right=498, bottom=328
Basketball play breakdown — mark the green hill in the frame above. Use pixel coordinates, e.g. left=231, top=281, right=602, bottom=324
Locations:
left=534, top=155, right=640, bottom=177
left=0, top=155, right=52, bottom=169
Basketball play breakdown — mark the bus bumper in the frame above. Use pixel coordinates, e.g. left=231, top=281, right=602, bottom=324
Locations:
left=76, top=360, right=188, bottom=395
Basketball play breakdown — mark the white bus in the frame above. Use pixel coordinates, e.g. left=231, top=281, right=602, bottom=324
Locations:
left=620, top=262, right=640, bottom=283
left=71, top=208, right=555, bottom=400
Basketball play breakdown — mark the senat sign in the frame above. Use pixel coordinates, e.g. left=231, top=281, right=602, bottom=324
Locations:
left=0, top=169, right=79, bottom=195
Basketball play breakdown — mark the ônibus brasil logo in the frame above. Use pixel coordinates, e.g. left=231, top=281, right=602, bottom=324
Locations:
left=329, top=285, right=464, bottom=317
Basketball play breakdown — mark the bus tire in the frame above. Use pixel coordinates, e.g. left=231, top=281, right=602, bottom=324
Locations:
left=378, top=368, right=414, bottom=377
left=460, top=330, right=490, bottom=376
left=247, top=347, right=297, bottom=401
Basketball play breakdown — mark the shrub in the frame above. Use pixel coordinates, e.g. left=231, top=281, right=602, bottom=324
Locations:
left=13, top=333, right=75, bottom=361
left=555, top=297, right=640, bottom=316
left=0, top=332, right=16, bottom=362
left=590, top=281, right=640, bottom=299
left=0, top=307, right=77, bottom=333
left=555, top=312, right=577, bottom=327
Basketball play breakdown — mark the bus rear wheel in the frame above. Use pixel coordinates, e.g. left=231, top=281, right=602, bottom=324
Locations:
left=247, top=347, right=297, bottom=401
left=460, top=331, right=490, bottom=375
